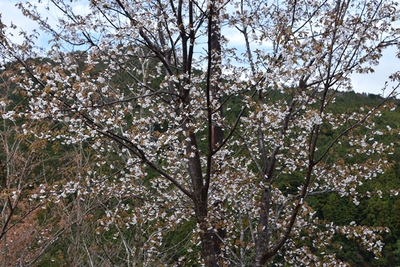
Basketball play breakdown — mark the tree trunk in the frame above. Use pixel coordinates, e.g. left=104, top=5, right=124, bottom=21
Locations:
left=200, top=221, right=218, bottom=267
left=194, top=198, right=218, bottom=267
left=253, top=188, right=271, bottom=267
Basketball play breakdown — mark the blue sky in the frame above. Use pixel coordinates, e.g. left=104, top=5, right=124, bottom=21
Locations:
left=1, top=0, right=398, bottom=97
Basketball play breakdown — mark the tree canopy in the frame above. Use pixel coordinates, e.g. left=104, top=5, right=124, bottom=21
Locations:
left=1, top=0, right=400, bottom=266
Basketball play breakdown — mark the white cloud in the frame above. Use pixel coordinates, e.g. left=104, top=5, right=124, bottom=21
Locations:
left=351, top=46, right=399, bottom=97
left=71, top=1, right=91, bottom=16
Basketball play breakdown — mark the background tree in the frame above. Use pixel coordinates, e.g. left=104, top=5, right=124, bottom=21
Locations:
left=1, top=0, right=399, bottom=266
left=0, top=66, right=54, bottom=266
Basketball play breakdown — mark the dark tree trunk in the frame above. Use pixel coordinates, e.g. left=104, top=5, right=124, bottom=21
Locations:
left=197, top=204, right=218, bottom=267
left=253, top=188, right=271, bottom=267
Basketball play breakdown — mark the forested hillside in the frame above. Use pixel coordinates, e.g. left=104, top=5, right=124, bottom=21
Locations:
left=1, top=0, right=400, bottom=266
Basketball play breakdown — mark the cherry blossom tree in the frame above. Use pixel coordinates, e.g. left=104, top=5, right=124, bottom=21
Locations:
left=1, top=0, right=400, bottom=266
